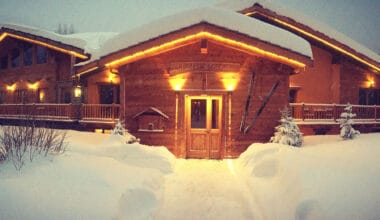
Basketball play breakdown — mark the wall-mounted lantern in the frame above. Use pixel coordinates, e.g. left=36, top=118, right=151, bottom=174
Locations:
left=6, top=83, right=16, bottom=92
left=74, top=85, right=82, bottom=98
left=169, top=73, right=188, bottom=91
left=219, top=72, right=240, bottom=91
left=27, top=82, right=39, bottom=90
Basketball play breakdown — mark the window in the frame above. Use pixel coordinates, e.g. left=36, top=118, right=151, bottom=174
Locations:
left=359, top=88, right=380, bottom=105
left=0, top=91, right=6, bottom=104
left=99, top=85, right=120, bottom=104
left=289, top=89, right=298, bottom=103
left=23, top=43, right=33, bottom=66
left=11, top=48, right=20, bottom=67
left=36, top=45, right=47, bottom=64
left=0, top=56, right=7, bottom=69
left=14, top=90, right=27, bottom=103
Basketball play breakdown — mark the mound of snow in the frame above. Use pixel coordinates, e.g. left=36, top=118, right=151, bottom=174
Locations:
left=238, top=134, right=380, bottom=220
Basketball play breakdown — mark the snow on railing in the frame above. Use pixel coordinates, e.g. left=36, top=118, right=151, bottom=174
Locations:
left=0, top=103, right=120, bottom=122
left=290, top=103, right=379, bottom=123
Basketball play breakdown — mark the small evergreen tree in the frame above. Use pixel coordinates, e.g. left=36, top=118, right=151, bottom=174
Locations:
left=112, top=119, right=126, bottom=136
left=270, top=107, right=303, bottom=147
left=111, top=119, right=140, bottom=144
left=339, top=103, right=360, bottom=140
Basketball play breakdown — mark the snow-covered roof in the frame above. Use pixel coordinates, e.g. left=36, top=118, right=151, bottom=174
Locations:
left=133, top=107, right=170, bottom=119
left=0, top=23, right=86, bottom=51
left=218, top=0, right=380, bottom=64
left=66, top=32, right=118, bottom=55
left=84, top=6, right=312, bottom=64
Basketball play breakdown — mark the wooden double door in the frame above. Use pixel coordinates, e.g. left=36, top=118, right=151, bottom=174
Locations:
left=186, top=95, right=222, bottom=159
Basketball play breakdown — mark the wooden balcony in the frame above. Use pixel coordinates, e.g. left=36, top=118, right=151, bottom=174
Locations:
left=290, top=103, right=380, bottom=124
left=0, top=103, right=120, bottom=124
left=80, top=104, right=120, bottom=124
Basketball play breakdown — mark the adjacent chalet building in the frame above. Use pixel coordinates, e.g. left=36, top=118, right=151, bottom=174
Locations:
left=1, top=1, right=379, bottom=158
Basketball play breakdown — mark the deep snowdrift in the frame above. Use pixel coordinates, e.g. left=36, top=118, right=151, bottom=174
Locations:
left=0, top=130, right=379, bottom=220
left=238, top=134, right=380, bottom=220
left=0, top=130, right=175, bottom=220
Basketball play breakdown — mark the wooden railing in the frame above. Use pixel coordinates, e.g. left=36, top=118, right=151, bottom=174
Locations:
left=81, top=104, right=120, bottom=122
left=0, top=103, right=120, bottom=123
left=290, top=103, right=379, bottom=122
left=0, top=103, right=74, bottom=121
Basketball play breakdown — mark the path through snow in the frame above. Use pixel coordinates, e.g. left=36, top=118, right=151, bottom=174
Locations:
left=155, top=159, right=257, bottom=220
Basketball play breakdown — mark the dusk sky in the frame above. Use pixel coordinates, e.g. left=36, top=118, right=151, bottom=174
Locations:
left=0, top=0, right=379, bottom=53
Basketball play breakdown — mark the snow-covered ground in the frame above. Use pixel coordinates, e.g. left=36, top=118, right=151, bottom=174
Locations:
left=1, top=130, right=380, bottom=220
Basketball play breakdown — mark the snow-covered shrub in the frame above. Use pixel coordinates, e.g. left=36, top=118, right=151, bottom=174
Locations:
left=111, top=120, right=139, bottom=144
left=270, top=107, right=303, bottom=147
left=0, top=145, right=6, bottom=160
left=339, top=104, right=360, bottom=140
left=0, top=124, right=67, bottom=170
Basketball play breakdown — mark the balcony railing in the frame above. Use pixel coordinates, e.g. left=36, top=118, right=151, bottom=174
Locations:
left=0, top=103, right=75, bottom=121
left=0, top=103, right=120, bottom=123
left=80, top=104, right=120, bottom=123
left=290, top=103, right=380, bottom=123
left=0, top=103, right=378, bottom=125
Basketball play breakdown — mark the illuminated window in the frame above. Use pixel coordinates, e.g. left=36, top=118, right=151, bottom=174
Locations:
left=0, top=56, right=7, bottom=69
left=36, top=45, right=47, bottom=64
left=23, top=43, right=33, bottom=66
left=11, top=48, right=20, bottom=68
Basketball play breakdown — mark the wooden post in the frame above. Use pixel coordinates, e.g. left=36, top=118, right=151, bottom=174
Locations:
left=302, top=103, right=305, bottom=121
left=333, top=104, right=337, bottom=122
left=375, top=105, right=377, bottom=121
left=228, top=92, right=232, bottom=157
left=175, top=92, right=179, bottom=156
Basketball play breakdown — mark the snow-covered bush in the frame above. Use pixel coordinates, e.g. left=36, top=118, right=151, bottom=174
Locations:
left=111, top=120, right=139, bottom=144
left=0, top=145, right=6, bottom=160
left=0, top=124, right=67, bottom=170
left=339, top=104, right=360, bottom=140
left=270, top=107, right=303, bottom=147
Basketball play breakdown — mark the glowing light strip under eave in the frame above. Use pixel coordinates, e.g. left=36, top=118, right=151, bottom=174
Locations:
left=0, top=32, right=88, bottom=60
left=76, top=66, right=99, bottom=77
left=245, top=11, right=380, bottom=72
left=105, top=31, right=306, bottom=69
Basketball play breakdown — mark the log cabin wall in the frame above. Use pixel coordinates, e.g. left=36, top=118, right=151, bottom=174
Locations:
left=290, top=45, right=339, bottom=104
left=339, top=61, right=380, bottom=105
left=0, top=37, right=73, bottom=103
left=113, top=40, right=292, bottom=158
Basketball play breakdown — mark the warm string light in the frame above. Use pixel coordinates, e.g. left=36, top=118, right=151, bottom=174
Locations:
left=245, top=11, right=380, bottom=72
left=104, top=31, right=307, bottom=69
left=0, top=32, right=88, bottom=59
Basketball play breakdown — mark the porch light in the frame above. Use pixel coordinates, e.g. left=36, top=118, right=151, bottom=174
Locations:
left=368, top=79, right=375, bottom=88
left=366, top=74, right=375, bottom=88
left=169, top=74, right=187, bottom=91
left=219, top=72, right=240, bottom=91
left=39, top=90, right=45, bottom=102
left=6, top=84, right=16, bottom=92
left=28, top=82, right=39, bottom=90
left=74, top=85, right=82, bottom=98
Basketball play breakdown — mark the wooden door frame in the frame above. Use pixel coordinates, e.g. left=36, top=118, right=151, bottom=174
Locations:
left=184, top=94, right=223, bottom=159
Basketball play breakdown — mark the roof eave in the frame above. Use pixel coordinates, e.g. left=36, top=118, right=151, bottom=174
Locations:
left=239, top=4, right=380, bottom=73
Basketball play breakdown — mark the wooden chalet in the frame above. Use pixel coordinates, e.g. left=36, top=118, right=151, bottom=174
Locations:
left=1, top=2, right=380, bottom=159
